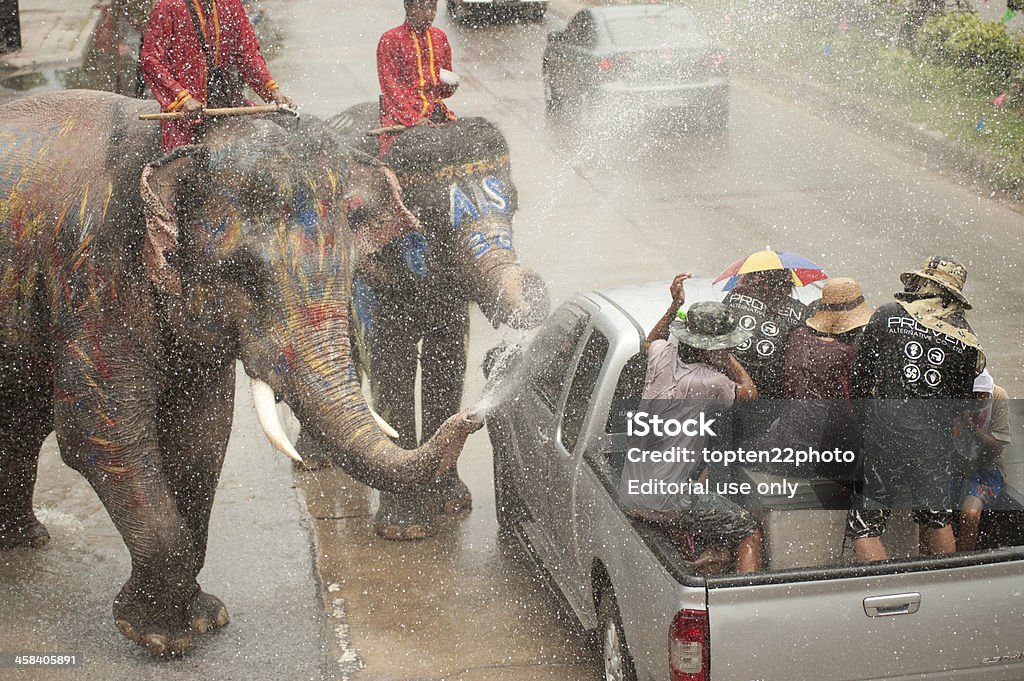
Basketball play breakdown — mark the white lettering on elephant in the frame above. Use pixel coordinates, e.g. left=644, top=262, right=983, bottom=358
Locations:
left=450, top=176, right=510, bottom=230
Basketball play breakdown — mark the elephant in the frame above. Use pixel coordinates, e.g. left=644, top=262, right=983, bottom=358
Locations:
left=0, top=90, right=480, bottom=656
left=328, top=103, right=550, bottom=539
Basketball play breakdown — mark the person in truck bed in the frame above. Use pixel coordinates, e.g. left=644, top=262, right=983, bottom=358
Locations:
left=847, top=255, right=984, bottom=561
left=953, top=369, right=1011, bottom=552
left=619, top=274, right=763, bottom=574
left=743, top=276, right=871, bottom=482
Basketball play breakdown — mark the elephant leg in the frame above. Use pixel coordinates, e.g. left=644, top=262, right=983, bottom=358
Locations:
left=365, top=314, right=418, bottom=451
left=0, top=380, right=54, bottom=549
left=54, top=356, right=200, bottom=656
left=420, top=303, right=472, bottom=516
left=156, top=363, right=235, bottom=636
left=365, top=311, right=436, bottom=539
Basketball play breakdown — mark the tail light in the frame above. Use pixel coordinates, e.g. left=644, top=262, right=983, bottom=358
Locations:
left=596, top=54, right=632, bottom=73
left=669, top=609, right=709, bottom=681
left=700, top=50, right=729, bottom=70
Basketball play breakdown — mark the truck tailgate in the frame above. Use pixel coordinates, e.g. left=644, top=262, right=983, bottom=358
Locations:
left=706, top=557, right=1024, bottom=681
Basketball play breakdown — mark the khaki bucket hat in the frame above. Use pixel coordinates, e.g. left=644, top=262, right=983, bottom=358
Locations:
left=900, top=255, right=971, bottom=309
left=805, top=277, right=873, bottom=335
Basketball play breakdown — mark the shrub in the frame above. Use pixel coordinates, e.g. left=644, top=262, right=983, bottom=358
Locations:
left=915, top=12, right=1024, bottom=79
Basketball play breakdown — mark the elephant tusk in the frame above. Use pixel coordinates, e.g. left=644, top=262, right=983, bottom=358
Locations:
left=369, top=407, right=400, bottom=439
left=250, top=378, right=303, bottom=463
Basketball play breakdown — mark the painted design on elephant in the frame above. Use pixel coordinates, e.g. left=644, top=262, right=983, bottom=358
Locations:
left=450, top=175, right=511, bottom=231
left=401, top=232, right=429, bottom=277
left=353, top=276, right=378, bottom=331
left=396, top=153, right=510, bottom=186
left=464, top=225, right=514, bottom=260
left=0, top=131, right=115, bottom=346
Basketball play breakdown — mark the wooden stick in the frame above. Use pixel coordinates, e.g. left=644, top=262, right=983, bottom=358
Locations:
left=139, top=104, right=282, bottom=121
left=365, top=125, right=408, bottom=136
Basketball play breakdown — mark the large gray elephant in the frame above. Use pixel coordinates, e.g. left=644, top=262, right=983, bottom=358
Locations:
left=0, top=90, right=479, bottom=656
left=328, top=103, right=550, bottom=539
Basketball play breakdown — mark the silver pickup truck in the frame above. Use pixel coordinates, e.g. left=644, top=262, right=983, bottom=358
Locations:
left=484, top=279, right=1024, bottom=681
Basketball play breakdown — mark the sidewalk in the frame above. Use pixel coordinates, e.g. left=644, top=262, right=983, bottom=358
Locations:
left=0, top=0, right=102, bottom=71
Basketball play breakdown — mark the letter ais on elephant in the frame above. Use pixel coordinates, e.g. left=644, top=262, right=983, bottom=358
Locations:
left=329, top=103, right=550, bottom=540
left=0, top=90, right=480, bottom=656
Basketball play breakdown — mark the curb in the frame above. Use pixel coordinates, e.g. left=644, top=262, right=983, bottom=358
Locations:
left=0, top=5, right=103, bottom=73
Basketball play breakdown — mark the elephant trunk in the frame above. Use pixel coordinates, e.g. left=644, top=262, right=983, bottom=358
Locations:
left=460, top=215, right=550, bottom=330
left=252, top=320, right=479, bottom=494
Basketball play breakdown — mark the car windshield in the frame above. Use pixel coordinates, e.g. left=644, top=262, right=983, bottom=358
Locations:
left=605, top=14, right=703, bottom=47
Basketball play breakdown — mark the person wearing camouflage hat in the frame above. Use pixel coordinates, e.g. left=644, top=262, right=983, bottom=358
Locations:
left=621, top=274, right=762, bottom=574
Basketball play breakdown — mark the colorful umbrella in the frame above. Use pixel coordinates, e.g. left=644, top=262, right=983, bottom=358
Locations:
left=714, top=249, right=828, bottom=291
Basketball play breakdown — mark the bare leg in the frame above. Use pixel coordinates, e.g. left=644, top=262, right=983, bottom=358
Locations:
left=958, top=497, right=984, bottom=552
left=735, top=529, right=764, bottom=573
left=919, top=524, right=956, bottom=555
left=854, top=536, right=889, bottom=562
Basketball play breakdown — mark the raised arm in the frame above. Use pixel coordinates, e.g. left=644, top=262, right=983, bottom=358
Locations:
left=644, top=272, right=692, bottom=352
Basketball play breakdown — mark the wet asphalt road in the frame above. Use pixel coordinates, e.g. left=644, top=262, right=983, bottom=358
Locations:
left=2, top=0, right=1024, bottom=679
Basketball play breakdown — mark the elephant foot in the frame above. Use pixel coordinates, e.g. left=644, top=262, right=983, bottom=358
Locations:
left=114, top=617, right=194, bottom=657
left=113, top=582, right=221, bottom=656
left=373, top=491, right=437, bottom=541
left=187, top=590, right=230, bottom=634
left=0, top=513, right=50, bottom=550
left=428, top=474, right=473, bottom=516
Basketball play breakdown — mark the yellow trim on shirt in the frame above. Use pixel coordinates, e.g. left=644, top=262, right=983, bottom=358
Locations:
left=426, top=31, right=437, bottom=86
left=190, top=0, right=220, bottom=67
left=409, top=30, right=429, bottom=117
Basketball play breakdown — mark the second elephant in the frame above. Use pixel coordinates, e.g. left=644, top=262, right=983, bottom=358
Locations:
left=330, top=103, right=550, bottom=539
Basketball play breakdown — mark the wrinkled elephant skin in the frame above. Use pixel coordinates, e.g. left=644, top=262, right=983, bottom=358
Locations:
left=329, top=103, right=550, bottom=539
left=0, top=90, right=480, bottom=656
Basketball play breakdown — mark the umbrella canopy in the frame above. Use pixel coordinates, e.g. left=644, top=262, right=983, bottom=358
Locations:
left=714, top=249, right=828, bottom=291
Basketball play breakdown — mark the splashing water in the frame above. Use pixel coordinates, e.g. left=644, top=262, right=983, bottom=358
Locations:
left=466, top=332, right=531, bottom=422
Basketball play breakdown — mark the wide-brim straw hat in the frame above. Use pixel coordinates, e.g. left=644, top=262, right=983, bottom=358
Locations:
left=806, top=277, right=873, bottom=335
left=900, top=255, right=971, bottom=309
left=670, top=301, right=752, bottom=351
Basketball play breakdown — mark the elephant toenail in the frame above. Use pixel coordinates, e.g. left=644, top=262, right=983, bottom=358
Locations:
left=141, top=634, right=168, bottom=656
left=404, top=525, right=429, bottom=540
left=115, top=619, right=137, bottom=641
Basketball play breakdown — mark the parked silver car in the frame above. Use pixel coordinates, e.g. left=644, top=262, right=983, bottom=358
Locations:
left=484, top=279, right=1024, bottom=681
left=542, top=5, right=729, bottom=131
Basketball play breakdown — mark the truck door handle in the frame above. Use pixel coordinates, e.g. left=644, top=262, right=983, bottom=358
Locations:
left=863, top=593, right=921, bottom=617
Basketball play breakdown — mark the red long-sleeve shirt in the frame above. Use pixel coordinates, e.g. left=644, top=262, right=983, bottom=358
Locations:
left=140, top=0, right=279, bottom=152
left=377, top=22, right=457, bottom=155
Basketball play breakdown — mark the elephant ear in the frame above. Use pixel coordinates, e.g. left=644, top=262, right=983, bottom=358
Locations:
left=139, top=148, right=200, bottom=296
left=344, top=157, right=419, bottom=259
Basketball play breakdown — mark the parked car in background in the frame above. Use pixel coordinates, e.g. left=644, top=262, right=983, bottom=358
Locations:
left=484, top=278, right=1024, bottom=681
left=542, top=4, right=730, bottom=132
left=447, top=0, right=547, bottom=24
